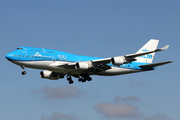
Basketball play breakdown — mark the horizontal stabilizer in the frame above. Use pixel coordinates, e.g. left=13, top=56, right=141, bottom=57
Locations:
left=139, top=61, right=173, bottom=68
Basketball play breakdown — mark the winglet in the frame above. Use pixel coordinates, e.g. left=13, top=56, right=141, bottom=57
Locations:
left=160, top=45, right=169, bottom=51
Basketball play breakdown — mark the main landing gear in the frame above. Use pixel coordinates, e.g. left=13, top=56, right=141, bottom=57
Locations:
left=21, top=66, right=26, bottom=75
left=78, top=76, right=92, bottom=83
left=66, top=74, right=92, bottom=84
left=67, top=74, right=92, bottom=84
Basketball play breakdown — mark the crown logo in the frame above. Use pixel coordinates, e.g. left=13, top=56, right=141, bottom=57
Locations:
left=142, top=48, right=149, bottom=52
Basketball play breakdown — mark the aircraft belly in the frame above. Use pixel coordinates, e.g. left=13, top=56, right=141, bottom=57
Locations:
left=11, top=61, right=144, bottom=76
left=12, top=60, right=85, bottom=75
left=11, top=61, right=52, bottom=69
left=53, top=69, right=83, bottom=75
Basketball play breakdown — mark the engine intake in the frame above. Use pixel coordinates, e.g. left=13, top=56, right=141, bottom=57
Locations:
left=75, top=62, right=89, bottom=70
left=111, top=57, right=125, bottom=66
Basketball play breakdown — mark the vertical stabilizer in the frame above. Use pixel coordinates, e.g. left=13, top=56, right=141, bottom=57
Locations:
left=135, top=39, right=159, bottom=63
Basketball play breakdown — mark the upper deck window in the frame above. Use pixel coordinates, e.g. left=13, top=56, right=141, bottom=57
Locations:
left=16, top=48, right=23, bottom=50
left=47, top=51, right=55, bottom=53
left=31, top=49, right=43, bottom=52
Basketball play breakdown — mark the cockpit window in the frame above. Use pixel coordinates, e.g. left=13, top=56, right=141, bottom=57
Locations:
left=16, top=48, right=23, bottom=50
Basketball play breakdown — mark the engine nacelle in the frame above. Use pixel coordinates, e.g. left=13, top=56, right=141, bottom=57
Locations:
left=75, top=62, right=89, bottom=70
left=40, top=70, right=64, bottom=80
left=111, top=57, right=125, bottom=66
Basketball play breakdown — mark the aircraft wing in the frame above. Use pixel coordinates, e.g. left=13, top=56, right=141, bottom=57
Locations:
left=92, top=45, right=169, bottom=64
left=49, top=45, right=169, bottom=70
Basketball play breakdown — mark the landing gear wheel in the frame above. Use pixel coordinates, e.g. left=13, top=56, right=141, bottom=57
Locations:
left=21, top=66, right=26, bottom=75
left=69, top=80, right=74, bottom=84
left=78, top=78, right=83, bottom=82
left=67, top=75, right=74, bottom=84
left=81, top=79, right=86, bottom=83
left=22, top=71, right=26, bottom=75
left=87, top=77, right=92, bottom=81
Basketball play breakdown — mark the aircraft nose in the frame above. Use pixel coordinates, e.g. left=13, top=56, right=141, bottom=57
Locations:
left=5, top=53, right=13, bottom=61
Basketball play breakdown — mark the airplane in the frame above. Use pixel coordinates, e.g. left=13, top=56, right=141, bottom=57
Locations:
left=6, top=39, right=173, bottom=84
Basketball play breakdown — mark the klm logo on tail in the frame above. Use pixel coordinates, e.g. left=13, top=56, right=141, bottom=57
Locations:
left=139, top=48, right=152, bottom=59
left=142, top=48, right=149, bottom=52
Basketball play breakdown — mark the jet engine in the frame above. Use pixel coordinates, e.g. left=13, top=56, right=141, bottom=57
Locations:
left=111, top=57, right=125, bottom=66
left=75, top=62, right=89, bottom=70
left=40, top=70, right=64, bottom=80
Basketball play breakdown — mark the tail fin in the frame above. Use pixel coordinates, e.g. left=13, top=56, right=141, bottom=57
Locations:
left=135, top=39, right=159, bottom=63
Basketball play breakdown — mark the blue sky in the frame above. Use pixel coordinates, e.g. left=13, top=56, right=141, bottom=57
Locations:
left=1, top=0, right=179, bottom=120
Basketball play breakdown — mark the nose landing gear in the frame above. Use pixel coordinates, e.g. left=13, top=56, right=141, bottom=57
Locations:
left=21, top=66, right=26, bottom=75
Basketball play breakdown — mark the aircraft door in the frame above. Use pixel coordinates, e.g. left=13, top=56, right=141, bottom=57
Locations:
left=42, top=48, right=46, bottom=54
left=31, top=54, right=34, bottom=61
left=131, top=65, right=133, bottom=69
left=52, top=56, right=56, bottom=62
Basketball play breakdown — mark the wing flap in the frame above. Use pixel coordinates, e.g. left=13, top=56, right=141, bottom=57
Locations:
left=91, top=58, right=111, bottom=64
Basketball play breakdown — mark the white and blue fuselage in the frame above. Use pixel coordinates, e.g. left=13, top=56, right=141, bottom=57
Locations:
left=6, top=47, right=152, bottom=74
left=6, top=39, right=172, bottom=84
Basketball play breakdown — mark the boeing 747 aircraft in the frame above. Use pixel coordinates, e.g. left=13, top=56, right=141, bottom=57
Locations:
left=6, top=39, right=173, bottom=84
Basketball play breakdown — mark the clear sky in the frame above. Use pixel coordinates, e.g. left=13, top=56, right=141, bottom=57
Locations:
left=1, top=0, right=179, bottom=120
